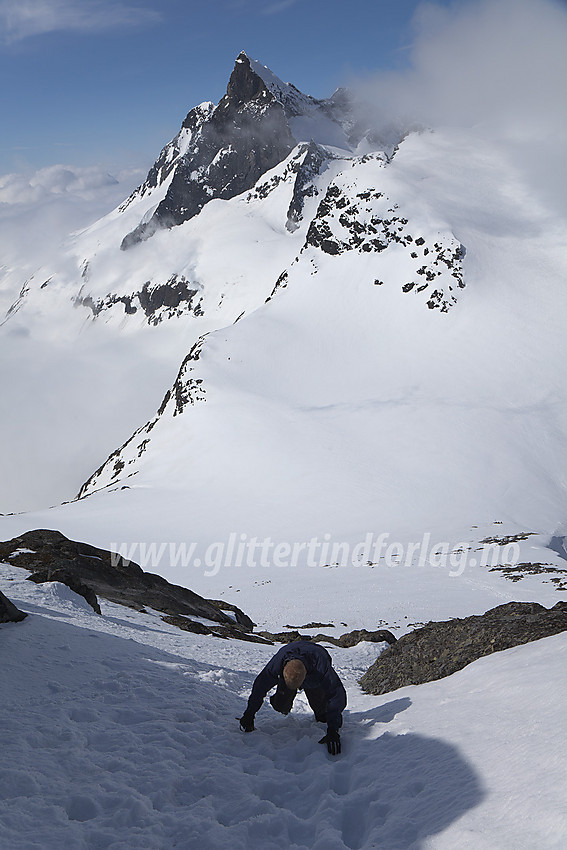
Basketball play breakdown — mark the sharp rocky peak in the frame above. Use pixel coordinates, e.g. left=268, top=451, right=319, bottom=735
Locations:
left=216, top=52, right=318, bottom=118
left=119, top=53, right=344, bottom=250
left=224, top=52, right=275, bottom=109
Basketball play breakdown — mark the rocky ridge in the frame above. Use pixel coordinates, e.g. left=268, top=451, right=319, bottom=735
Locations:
left=0, top=530, right=255, bottom=638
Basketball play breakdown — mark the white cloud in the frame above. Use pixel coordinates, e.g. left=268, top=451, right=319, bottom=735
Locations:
left=0, top=0, right=161, bottom=43
left=0, top=163, right=120, bottom=203
left=353, top=0, right=567, bottom=213
left=0, top=163, right=143, bottom=313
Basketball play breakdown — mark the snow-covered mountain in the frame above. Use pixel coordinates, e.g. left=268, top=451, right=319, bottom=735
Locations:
left=1, top=52, right=567, bottom=580
left=2, top=51, right=567, bottom=850
left=118, top=52, right=355, bottom=249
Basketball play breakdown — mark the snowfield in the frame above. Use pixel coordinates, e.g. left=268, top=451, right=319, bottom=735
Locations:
left=1, top=568, right=566, bottom=850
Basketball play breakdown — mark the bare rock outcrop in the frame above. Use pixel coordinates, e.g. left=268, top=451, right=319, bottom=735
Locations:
left=360, top=601, right=567, bottom=695
left=0, top=589, right=27, bottom=623
left=257, top=627, right=396, bottom=648
left=0, top=530, right=251, bottom=636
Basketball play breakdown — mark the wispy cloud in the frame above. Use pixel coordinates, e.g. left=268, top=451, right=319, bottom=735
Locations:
left=0, top=163, right=133, bottom=204
left=224, top=0, right=302, bottom=16
left=352, top=0, right=567, bottom=213
left=0, top=163, right=143, bottom=311
left=0, top=0, right=161, bottom=44
left=261, top=0, right=301, bottom=15
left=356, top=0, right=567, bottom=136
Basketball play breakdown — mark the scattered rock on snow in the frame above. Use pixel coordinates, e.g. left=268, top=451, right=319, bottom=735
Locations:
left=359, top=601, right=567, bottom=695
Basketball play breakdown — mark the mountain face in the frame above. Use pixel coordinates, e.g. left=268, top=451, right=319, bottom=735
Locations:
left=119, top=52, right=350, bottom=250
left=78, top=147, right=468, bottom=500
left=1, top=53, right=566, bottom=554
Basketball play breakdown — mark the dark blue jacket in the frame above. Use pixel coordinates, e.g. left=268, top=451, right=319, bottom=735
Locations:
left=246, top=641, right=347, bottom=731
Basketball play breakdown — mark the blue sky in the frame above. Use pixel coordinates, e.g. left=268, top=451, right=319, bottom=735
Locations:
left=0, top=0, right=450, bottom=175
left=1, top=0, right=565, bottom=195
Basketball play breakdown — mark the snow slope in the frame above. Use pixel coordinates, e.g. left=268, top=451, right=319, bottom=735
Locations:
left=1, top=566, right=566, bottom=850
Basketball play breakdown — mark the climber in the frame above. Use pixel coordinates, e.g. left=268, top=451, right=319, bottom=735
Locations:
left=238, top=640, right=347, bottom=755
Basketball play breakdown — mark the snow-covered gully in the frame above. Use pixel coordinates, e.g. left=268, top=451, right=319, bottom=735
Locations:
left=1, top=573, right=565, bottom=849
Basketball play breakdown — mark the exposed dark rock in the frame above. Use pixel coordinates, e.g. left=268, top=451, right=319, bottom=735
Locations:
left=118, top=102, right=215, bottom=214
left=121, top=53, right=297, bottom=249
left=207, top=599, right=255, bottom=631
left=27, top=568, right=101, bottom=614
left=162, top=614, right=273, bottom=644
left=75, top=276, right=202, bottom=325
left=469, top=533, right=567, bottom=591
left=0, top=530, right=248, bottom=632
left=359, top=601, right=567, bottom=695
left=0, top=589, right=27, bottom=623
left=1, top=531, right=405, bottom=647
left=161, top=616, right=212, bottom=636
left=305, top=211, right=341, bottom=254
left=256, top=627, right=397, bottom=647
left=286, top=141, right=328, bottom=232
left=138, top=277, right=200, bottom=320
left=77, top=431, right=138, bottom=497
left=266, top=269, right=289, bottom=302
left=331, top=629, right=397, bottom=648
left=286, top=622, right=335, bottom=629
left=257, top=629, right=304, bottom=643
left=171, top=337, right=207, bottom=415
